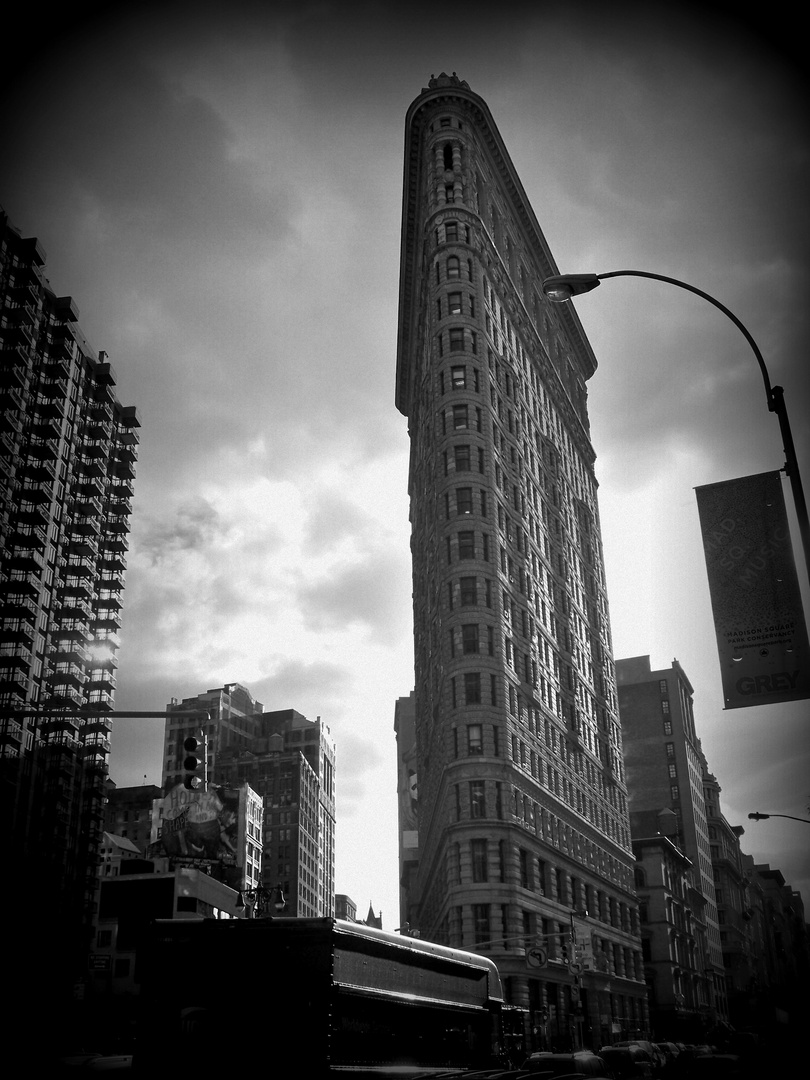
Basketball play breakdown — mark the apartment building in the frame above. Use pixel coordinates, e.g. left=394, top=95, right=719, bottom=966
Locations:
left=0, top=210, right=138, bottom=1016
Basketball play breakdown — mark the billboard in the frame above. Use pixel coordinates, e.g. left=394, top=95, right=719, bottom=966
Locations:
left=695, top=471, right=810, bottom=708
left=161, top=783, right=242, bottom=871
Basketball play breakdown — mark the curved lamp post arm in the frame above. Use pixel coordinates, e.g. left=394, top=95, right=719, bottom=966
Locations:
left=542, top=270, right=810, bottom=580
left=748, top=812, right=810, bottom=824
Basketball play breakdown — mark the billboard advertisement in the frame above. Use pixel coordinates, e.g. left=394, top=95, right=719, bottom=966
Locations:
left=695, top=470, right=809, bottom=708
left=161, top=783, right=242, bottom=872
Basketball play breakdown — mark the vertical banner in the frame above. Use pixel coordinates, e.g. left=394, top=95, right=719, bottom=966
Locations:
left=695, top=471, right=809, bottom=709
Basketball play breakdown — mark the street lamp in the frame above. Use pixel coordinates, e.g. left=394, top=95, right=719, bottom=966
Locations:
left=542, top=270, right=810, bottom=580
left=235, top=884, right=288, bottom=917
left=747, top=812, right=810, bottom=824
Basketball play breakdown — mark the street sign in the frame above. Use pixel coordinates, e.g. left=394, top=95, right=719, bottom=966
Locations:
left=569, top=962, right=582, bottom=976
left=525, top=946, right=548, bottom=968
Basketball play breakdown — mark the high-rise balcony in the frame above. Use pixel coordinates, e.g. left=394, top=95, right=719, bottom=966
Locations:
left=82, top=715, right=112, bottom=736
left=86, top=666, right=116, bottom=690
left=23, top=437, right=59, bottom=461
left=104, top=515, right=130, bottom=533
left=19, top=457, right=57, bottom=484
left=0, top=619, right=35, bottom=647
left=56, top=579, right=93, bottom=603
left=98, top=551, right=127, bottom=573
left=65, top=534, right=98, bottom=557
left=69, top=494, right=103, bottom=518
left=27, top=416, right=61, bottom=442
left=4, top=547, right=45, bottom=573
left=54, top=596, right=94, bottom=621
left=30, top=396, right=65, bottom=420
left=104, top=494, right=133, bottom=516
left=49, top=639, right=91, bottom=665
left=67, top=516, right=101, bottom=537
left=0, top=665, right=29, bottom=696
left=51, top=619, right=93, bottom=643
left=0, top=573, right=40, bottom=598
left=18, top=481, right=53, bottom=506
left=73, top=478, right=105, bottom=501
left=43, top=685, right=86, bottom=708
left=60, top=556, right=96, bottom=578
left=91, top=611, right=121, bottom=632
left=83, top=735, right=112, bottom=756
left=0, top=644, right=33, bottom=669
left=47, top=663, right=88, bottom=689
left=0, top=594, right=38, bottom=621
left=73, top=457, right=105, bottom=480
left=41, top=351, right=71, bottom=379
left=37, top=375, right=69, bottom=400
left=85, top=689, right=114, bottom=711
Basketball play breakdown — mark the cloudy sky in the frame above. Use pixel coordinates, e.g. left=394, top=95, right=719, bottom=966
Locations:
left=3, top=1, right=808, bottom=924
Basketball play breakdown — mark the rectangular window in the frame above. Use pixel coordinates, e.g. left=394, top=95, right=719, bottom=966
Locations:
left=471, top=838, right=488, bottom=882
left=448, top=292, right=463, bottom=314
left=456, top=487, right=473, bottom=515
left=470, top=779, right=486, bottom=816
left=460, top=576, right=477, bottom=605
left=468, top=724, right=483, bottom=754
left=473, top=904, right=490, bottom=945
left=520, top=848, right=531, bottom=889
left=445, top=221, right=458, bottom=241
left=452, top=404, right=469, bottom=429
left=454, top=445, right=471, bottom=471
left=458, top=531, right=475, bottom=559
left=462, top=624, right=479, bottom=654
left=465, top=672, right=482, bottom=704
left=449, top=327, right=465, bottom=352
left=451, top=365, right=466, bottom=388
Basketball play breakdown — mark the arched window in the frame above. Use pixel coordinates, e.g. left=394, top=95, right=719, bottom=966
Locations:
left=443, top=142, right=454, bottom=170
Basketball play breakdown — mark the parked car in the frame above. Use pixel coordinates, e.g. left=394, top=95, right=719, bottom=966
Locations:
left=611, top=1041, right=665, bottom=1072
left=521, top=1051, right=611, bottom=1076
left=654, top=1042, right=680, bottom=1070
left=599, top=1045, right=653, bottom=1077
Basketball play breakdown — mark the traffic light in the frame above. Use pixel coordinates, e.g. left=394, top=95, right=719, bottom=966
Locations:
left=183, top=735, right=203, bottom=790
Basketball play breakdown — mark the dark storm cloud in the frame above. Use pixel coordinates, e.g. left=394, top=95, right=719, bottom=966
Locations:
left=295, top=554, right=411, bottom=640
left=249, top=658, right=352, bottom=716
left=136, top=497, right=230, bottom=563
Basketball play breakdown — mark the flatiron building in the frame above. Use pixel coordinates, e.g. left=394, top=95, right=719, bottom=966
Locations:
left=395, top=76, right=646, bottom=1049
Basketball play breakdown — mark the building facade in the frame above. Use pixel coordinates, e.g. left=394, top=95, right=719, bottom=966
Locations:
left=103, top=781, right=163, bottom=854
left=162, top=689, right=336, bottom=918
left=0, top=210, right=138, bottom=1021
left=615, top=655, right=728, bottom=1024
left=631, top=810, right=712, bottom=1040
left=395, top=75, right=646, bottom=1050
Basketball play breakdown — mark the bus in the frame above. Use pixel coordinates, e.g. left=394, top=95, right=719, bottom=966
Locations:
left=133, top=917, right=505, bottom=1077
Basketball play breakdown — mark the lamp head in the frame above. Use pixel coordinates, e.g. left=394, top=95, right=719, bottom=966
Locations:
left=747, top=812, right=769, bottom=821
left=542, top=273, right=602, bottom=302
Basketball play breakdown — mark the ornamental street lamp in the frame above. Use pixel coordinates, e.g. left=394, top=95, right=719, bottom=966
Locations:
left=542, top=270, right=810, bottom=581
left=235, top=884, right=288, bottom=917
